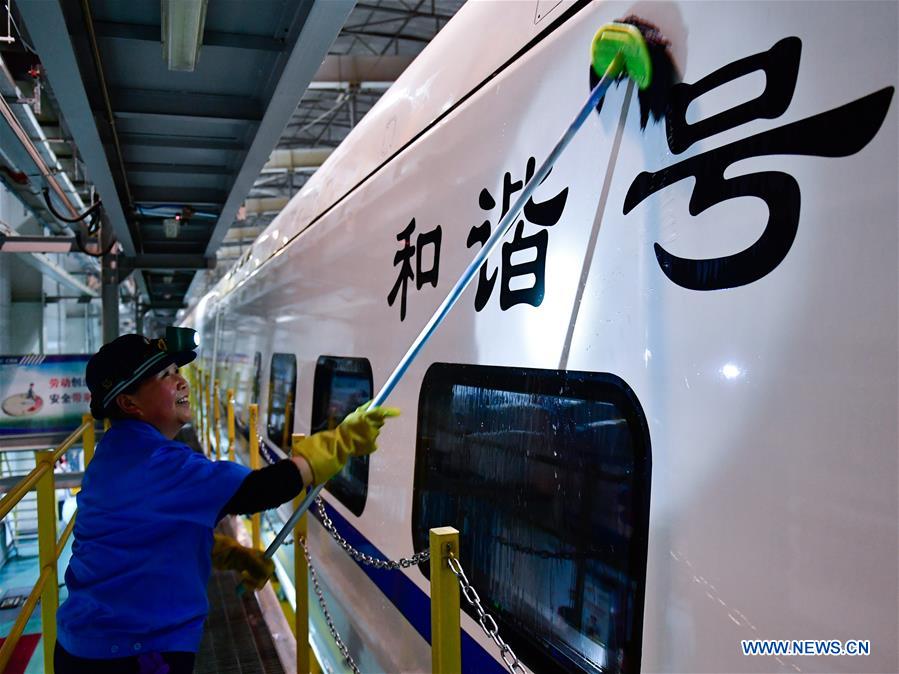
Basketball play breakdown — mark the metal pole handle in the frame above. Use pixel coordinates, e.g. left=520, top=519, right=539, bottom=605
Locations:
left=265, top=67, right=619, bottom=560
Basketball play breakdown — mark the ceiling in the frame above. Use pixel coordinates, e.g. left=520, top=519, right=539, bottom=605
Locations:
left=3, top=0, right=463, bottom=328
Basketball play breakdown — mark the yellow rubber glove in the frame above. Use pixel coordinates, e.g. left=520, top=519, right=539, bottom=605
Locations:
left=211, top=534, right=274, bottom=590
left=296, top=402, right=401, bottom=486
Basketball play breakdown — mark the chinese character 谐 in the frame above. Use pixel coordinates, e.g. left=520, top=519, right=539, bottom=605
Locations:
left=468, top=157, right=569, bottom=310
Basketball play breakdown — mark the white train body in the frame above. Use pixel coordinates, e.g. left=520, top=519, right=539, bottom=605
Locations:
left=182, top=1, right=897, bottom=672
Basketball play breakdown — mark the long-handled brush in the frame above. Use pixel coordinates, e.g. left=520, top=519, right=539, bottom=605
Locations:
left=262, top=17, right=677, bottom=564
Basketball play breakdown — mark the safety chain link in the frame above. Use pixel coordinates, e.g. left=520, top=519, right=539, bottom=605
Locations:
left=313, top=497, right=523, bottom=672
left=299, top=537, right=362, bottom=674
left=447, top=552, right=526, bottom=674
left=256, top=434, right=282, bottom=465
left=315, top=498, right=430, bottom=569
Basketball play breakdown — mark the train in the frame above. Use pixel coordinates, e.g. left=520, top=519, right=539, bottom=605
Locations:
left=180, top=1, right=898, bottom=672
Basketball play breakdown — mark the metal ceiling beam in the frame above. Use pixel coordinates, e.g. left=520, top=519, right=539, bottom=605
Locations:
left=339, top=28, right=431, bottom=45
left=92, top=21, right=287, bottom=52
left=242, top=196, right=289, bottom=215
left=126, top=162, right=233, bottom=176
left=0, top=234, right=77, bottom=253
left=132, top=186, right=228, bottom=205
left=118, top=135, right=246, bottom=152
left=262, top=147, right=332, bottom=172
left=111, top=88, right=263, bottom=124
left=17, top=251, right=98, bottom=297
left=0, top=222, right=98, bottom=296
left=224, top=226, right=265, bottom=241
left=353, top=2, right=455, bottom=22
left=17, top=0, right=136, bottom=257
left=121, top=254, right=215, bottom=272
left=204, top=0, right=355, bottom=257
left=311, top=54, right=414, bottom=86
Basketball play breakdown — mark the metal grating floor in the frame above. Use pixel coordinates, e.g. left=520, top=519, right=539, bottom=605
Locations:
left=195, top=568, right=286, bottom=674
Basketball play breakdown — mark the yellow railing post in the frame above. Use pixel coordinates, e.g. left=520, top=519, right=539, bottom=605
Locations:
left=291, top=433, right=310, bottom=673
left=204, top=372, right=212, bottom=456
left=430, top=526, right=461, bottom=674
left=213, top=381, right=221, bottom=460
left=103, top=417, right=110, bottom=432
left=35, top=450, right=59, bottom=674
left=226, top=388, right=235, bottom=462
left=82, top=413, right=95, bottom=465
left=248, top=404, right=261, bottom=551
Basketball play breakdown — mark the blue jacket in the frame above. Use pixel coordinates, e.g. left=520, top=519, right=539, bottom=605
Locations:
left=56, top=420, right=251, bottom=658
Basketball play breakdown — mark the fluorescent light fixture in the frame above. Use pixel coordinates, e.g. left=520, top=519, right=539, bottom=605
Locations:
left=161, top=0, right=208, bottom=72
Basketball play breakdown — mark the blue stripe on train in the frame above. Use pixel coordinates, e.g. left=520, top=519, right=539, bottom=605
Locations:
left=315, top=500, right=505, bottom=674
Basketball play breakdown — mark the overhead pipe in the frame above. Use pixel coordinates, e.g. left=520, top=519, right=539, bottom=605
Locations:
left=0, top=55, right=87, bottom=220
left=0, top=95, right=81, bottom=220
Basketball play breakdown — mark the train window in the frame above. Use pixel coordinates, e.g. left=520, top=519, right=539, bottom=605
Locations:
left=311, top=356, right=373, bottom=517
left=266, top=353, right=297, bottom=450
left=251, top=351, right=262, bottom=407
left=413, top=363, right=651, bottom=674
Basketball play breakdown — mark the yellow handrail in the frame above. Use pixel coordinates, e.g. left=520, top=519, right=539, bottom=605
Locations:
left=52, top=419, right=90, bottom=463
left=0, top=419, right=89, bottom=520
left=213, top=381, right=221, bottom=460
left=249, top=404, right=261, bottom=551
left=0, top=463, right=50, bottom=520
left=226, top=388, right=235, bottom=462
left=35, top=449, right=59, bottom=670
left=0, top=416, right=97, bottom=674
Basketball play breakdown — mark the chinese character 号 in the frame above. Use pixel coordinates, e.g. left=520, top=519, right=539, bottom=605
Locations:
left=624, top=36, right=893, bottom=291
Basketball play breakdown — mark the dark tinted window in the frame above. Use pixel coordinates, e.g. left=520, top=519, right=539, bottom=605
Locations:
left=413, top=364, right=651, bottom=674
left=311, top=356, right=373, bottom=516
left=252, top=351, right=262, bottom=407
left=266, top=353, right=297, bottom=450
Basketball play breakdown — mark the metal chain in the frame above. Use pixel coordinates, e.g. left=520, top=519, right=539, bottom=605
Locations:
left=315, top=498, right=430, bottom=569
left=256, top=434, right=282, bottom=465
left=447, top=552, right=526, bottom=674
left=299, top=537, right=362, bottom=674
left=312, top=499, right=523, bottom=672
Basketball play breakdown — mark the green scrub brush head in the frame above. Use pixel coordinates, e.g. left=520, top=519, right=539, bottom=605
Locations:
left=591, top=21, right=652, bottom=89
left=591, top=15, right=679, bottom=128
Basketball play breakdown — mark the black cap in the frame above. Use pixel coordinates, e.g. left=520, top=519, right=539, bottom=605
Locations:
left=86, top=327, right=198, bottom=419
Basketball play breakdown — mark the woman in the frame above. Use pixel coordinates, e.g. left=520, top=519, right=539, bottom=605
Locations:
left=55, top=328, right=398, bottom=673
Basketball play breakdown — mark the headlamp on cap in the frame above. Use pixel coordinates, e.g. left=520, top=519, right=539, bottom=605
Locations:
left=165, top=326, right=200, bottom=352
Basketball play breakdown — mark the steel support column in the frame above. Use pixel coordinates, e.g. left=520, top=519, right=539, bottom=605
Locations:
left=101, top=226, right=119, bottom=343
